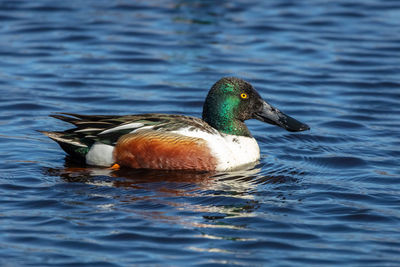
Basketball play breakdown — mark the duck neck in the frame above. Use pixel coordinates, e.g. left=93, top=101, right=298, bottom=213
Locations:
left=202, top=104, right=252, bottom=137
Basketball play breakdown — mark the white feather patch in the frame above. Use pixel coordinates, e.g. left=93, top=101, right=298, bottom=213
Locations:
left=171, top=128, right=260, bottom=171
left=99, top=122, right=144, bottom=135
left=75, top=128, right=103, bottom=133
left=86, top=142, right=115, bottom=166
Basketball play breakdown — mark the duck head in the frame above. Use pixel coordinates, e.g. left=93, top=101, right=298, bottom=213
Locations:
left=202, top=77, right=310, bottom=137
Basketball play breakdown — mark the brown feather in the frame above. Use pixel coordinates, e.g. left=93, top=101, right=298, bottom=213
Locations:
left=114, top=130, right=217, bottom=171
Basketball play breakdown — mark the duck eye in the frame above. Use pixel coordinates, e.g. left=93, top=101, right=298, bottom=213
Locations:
left=240, top=93, right=248, bottom=99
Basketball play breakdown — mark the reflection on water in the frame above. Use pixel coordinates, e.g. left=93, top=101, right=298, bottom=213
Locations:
left=42, top=157, right=303, bottom=231
left=46, top=157, right=299, bottom=194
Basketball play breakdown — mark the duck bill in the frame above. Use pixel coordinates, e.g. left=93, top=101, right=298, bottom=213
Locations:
left=253, top=101, right=310, bottom=132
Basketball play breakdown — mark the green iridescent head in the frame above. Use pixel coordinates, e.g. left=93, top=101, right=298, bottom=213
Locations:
left=202, top=77, right=310, bottom=137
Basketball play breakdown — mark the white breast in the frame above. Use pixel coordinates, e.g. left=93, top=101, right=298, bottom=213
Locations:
left=172, top=128, right=260, bottom=171
left=217, top=134, right=260, bottom=171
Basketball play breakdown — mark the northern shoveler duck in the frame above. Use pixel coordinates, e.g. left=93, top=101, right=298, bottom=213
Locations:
left=41, top=77, right=309, bottom=171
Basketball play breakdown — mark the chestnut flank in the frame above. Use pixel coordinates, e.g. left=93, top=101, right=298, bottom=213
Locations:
left=113, top=130, right=217, bottom=171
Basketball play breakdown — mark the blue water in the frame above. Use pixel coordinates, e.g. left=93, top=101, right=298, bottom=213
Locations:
left=1, top=0, right=400, bottom=266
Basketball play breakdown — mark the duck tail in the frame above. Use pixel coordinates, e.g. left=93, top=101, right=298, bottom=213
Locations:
left=39, top=130, right=89, bottom=162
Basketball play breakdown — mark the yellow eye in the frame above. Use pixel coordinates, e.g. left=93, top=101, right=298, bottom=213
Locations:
left=241, top=93, right=248, bottom=99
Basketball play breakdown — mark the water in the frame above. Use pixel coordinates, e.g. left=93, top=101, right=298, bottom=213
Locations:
left=1, top=0, right=400, bottom=265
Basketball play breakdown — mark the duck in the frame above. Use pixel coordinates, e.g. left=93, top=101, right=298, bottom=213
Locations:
left=41, top=77, right=309, bottom=171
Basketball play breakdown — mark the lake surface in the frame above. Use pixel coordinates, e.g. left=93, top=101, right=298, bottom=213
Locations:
left=1, top=0, right=400, bottom=266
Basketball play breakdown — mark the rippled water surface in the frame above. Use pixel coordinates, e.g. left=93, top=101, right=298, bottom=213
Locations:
left=1, top=0, right=400, bottom=266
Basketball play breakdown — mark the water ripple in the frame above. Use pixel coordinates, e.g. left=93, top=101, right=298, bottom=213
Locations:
left=0, top=0, right=399, bottom=266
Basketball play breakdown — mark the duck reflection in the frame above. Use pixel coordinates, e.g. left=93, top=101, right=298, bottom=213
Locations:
left=43, top=156, right=301, bottom=230
left=45, top=157, right=217, bottom=192
left=44, top=156, right=300, bottom=197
